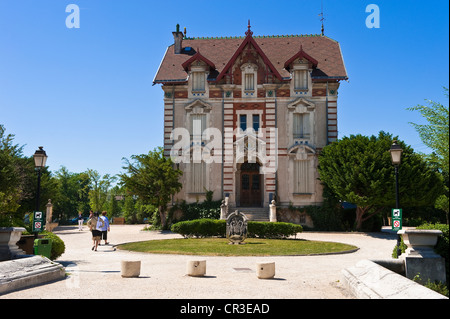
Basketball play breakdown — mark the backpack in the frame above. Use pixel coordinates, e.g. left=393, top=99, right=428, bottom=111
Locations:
left=96, top=217, right=105, bottom=230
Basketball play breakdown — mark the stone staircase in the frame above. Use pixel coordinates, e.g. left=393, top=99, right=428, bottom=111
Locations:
left=234, top=207, right=269, bottom=222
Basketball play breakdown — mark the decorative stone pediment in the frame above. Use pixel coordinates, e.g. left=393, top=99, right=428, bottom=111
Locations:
left=185, top=99, right=212, bottom=113
left=288, top=144, right=316, bottom=160
left=288, top=97, right=315, bottom=112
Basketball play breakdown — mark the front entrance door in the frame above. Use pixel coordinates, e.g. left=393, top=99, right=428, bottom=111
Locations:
left=240, top=162, right=262, bottom=207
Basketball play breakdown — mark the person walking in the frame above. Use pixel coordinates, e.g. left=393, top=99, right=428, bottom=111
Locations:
left=77, top=212, right=84, bottom=231
left=100, top=211, right=110, bottom=245
left=87, top=212, right=104, bottom=251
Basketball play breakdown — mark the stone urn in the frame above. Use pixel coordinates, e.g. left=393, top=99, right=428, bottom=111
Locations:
left=0, top=227, right=26, bottom=261
left=398, top=229, right=443, bottom=258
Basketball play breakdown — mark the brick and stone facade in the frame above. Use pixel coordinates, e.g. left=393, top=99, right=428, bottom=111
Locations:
left=153, top=24, right=347, bottom=220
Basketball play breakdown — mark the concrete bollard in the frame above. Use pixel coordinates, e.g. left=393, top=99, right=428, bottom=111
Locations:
left=186, top=260, right=206, bottom=277
left=121, top=260, right=141, bottom=278
left=256, top=262, right=275, bottom=279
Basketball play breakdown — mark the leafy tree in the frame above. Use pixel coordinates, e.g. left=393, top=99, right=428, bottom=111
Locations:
left=407, top=88, right=449, bottom=223
left=1, top=125, right=57, bottom=226
left=407, top=87, right=449, bottom=174
left=318, top=131, right=443, bottom=230
left=120, top=147, right=182, bottom=228
left=87, top=169, right=116, bottom=213
left=0, top=125, right=23, bottom=225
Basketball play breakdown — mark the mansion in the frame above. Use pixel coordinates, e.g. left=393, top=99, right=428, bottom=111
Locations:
left=153, top=23, right=348, bottom=221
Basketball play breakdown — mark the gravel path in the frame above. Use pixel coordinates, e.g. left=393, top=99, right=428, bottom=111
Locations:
left=1, top=224, right=398, bottom=299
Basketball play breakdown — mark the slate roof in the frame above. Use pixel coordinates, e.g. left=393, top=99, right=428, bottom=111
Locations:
left=153, top=33, right=348, bottom=84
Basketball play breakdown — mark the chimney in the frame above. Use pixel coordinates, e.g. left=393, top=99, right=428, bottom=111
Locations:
left=172, top=24, right=183, bottom=54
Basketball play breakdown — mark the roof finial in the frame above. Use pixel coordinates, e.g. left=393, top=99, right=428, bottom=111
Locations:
left=319, top=0, right=325, bottom=36
left=245, top=19, right=253, bottom=36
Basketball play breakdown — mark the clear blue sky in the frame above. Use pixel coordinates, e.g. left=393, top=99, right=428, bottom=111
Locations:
left=0, top=0, right=448, bottom=178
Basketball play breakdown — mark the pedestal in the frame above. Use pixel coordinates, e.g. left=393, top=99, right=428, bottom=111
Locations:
left=0, top=227, right=26, bottom=261
left=398, top=229, right=446, bottom=284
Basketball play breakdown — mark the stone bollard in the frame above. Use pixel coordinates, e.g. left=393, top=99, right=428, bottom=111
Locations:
left=256, top=262, right=275, bottom=279
left=186, top=260, right=206, bottom=277
left=121, top=260, right=141, bottom=278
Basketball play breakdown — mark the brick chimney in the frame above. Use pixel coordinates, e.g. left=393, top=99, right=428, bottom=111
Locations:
left=172, top=24, right=183, bottom=54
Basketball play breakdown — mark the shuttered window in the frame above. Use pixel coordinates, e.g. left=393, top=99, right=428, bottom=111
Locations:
left=294, top=70, right=308, bottom=90
left=192, top=72, right=205, bottom=92
left=293, top=113, right=310, bottom=139
left=293, top=160, right=312, bottom=193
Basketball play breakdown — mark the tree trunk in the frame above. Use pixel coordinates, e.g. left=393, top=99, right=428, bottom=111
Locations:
left=159, top=206, right=167, bottom=228
left=354, top=206, right=367, bottom=231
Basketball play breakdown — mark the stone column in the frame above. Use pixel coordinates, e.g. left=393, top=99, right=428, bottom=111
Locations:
left=45, top=199, right=55, bottom=232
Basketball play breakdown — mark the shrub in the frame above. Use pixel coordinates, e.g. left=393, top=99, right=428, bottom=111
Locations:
left=171, top=219, right=225, bottom=238
left=41, top=230, right=66, bottom=260
left=169, top=200, right=221, bottom=223
left=171, top=219, right=302, bottom=239
left=248, top=221, right=302, bottom=239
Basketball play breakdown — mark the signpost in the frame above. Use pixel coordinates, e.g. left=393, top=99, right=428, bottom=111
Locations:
left=391, top=208, right=402, bottom=231
left=32, top=211, right=44, bottom=233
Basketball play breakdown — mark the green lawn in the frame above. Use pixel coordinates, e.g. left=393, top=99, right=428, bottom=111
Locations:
left=118, top=238, right=358, bottom=256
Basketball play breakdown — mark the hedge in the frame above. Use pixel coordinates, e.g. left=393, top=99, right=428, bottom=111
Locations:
left=171, top=219, right=302, bottom=239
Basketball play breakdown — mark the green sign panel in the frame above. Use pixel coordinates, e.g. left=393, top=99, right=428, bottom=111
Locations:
left=32, top=211, right=44, bottom=233
left=391, top=208, right=402, bottom=231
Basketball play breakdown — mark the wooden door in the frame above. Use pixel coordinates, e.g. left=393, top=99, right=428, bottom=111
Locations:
left=240, top=163, right=262, bottom=207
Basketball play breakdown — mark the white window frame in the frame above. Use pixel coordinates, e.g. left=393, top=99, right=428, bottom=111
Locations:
left=241, top=63, right=258, bottom=97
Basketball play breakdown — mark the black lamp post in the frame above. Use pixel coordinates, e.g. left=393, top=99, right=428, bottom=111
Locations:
left=389, top=140, right=403, bottom=256
left=33, top=146, right=48, bottom=238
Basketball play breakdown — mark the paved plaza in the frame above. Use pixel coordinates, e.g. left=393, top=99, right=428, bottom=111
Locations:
left=1, top=224, right=398, bottom=299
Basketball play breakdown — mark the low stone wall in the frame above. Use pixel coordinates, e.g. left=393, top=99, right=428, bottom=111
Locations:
left=342, top=259, right=448, bottom=299
left=276, top=207, right=314, bottom=228
left=0, top=255, right=65, bottom=295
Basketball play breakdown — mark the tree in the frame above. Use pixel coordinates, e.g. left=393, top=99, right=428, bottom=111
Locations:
left=0, top=125, right=57, bottom=226
left=0, top=125, right=23, bottom=225
left=87, top=169, right=116, bottom=213
left=407, top=87, right=449, bottom=174
left=318, top=131, right=443, bottom=230
left=120, top=147, right=182, bottom=228
left=407, top=88, right=449, bottom=223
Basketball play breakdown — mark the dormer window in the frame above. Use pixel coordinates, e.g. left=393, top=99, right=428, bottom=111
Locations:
left=192, top=71, right=205, bottom=92
left=244, top=73, right=255, bottom=91
left=241, top=63, right=258, bottom=97
left=294, top=70, right=308, bottom=91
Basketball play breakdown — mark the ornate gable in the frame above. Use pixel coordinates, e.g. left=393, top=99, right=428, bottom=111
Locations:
left=216, top=23, right=283, bottom=84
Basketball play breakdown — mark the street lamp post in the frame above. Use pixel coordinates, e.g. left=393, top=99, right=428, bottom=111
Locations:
left=33, top=146, right=48, bottom=239
left=389, top=140, right=403, bottom=256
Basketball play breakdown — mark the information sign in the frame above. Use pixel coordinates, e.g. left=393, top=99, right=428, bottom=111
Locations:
left=391, top=208, right=402, bottom=231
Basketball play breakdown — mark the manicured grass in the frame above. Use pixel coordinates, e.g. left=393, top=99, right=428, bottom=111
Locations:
left=118, top=238, right=358, bottom=256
